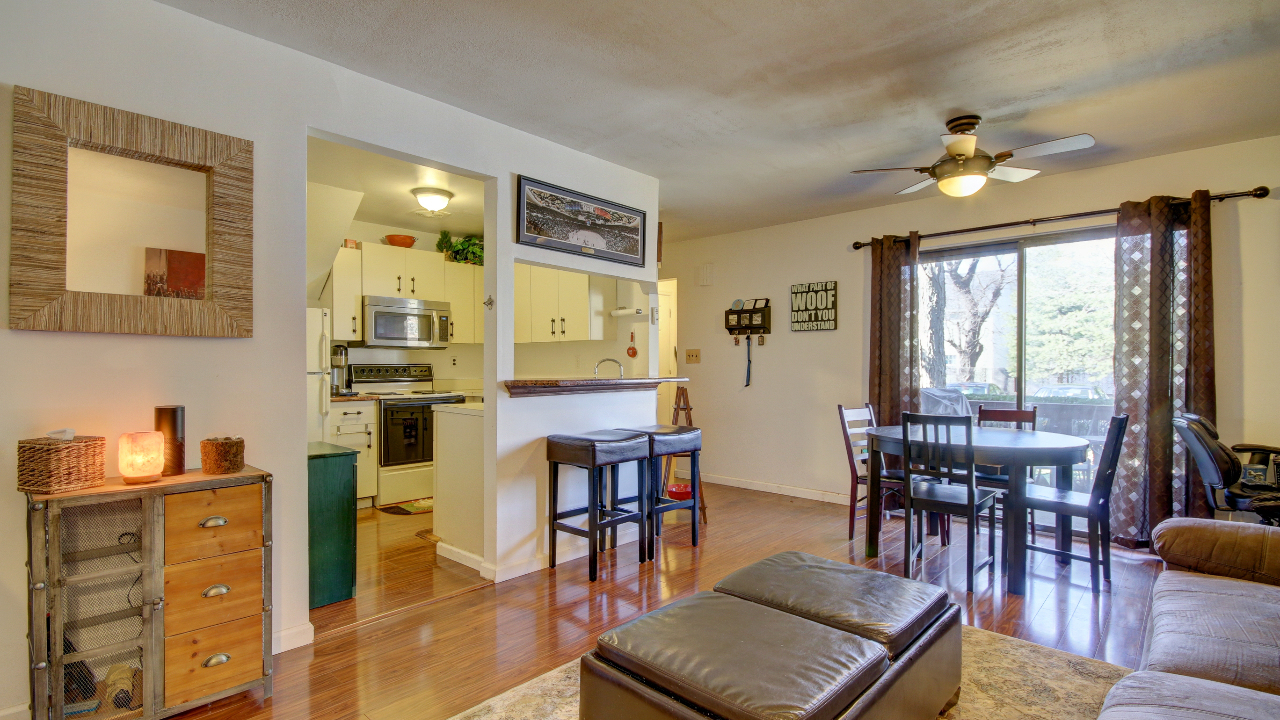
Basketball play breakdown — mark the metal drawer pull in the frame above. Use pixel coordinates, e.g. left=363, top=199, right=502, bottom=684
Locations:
left=343, top=410, right=363, bottom=415
left=201, top=584, right=230, bottom=598
left=202, top=653, right=231, bottom=668
left=199, top=516, right=229, bottom=528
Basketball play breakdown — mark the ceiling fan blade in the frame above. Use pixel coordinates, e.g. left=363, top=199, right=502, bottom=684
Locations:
left=988, top=166, right=1041, bottom=183
left=896, top=177, right=937, bottom=195
left=850, top=167, right=928, bottom=175
left=1003, top=133, right=1095, bottom=160
left=940, top=134, right=977, bottom=157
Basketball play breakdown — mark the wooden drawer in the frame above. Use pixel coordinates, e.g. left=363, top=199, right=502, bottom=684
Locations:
left=164, top=614, right=263, bottom=707
left=165, top=484, right=262, bottom=564
left=164, top=548, right=263, bottom=636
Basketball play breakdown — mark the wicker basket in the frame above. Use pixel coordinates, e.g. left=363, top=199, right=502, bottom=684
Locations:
left=17, top=436, right=107, bottom=493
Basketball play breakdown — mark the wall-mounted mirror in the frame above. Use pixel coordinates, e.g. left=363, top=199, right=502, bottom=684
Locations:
left=10, top=86, right=254, bottom=337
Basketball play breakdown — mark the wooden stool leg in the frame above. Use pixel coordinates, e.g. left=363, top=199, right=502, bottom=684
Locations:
left=588, top=466, right=600, bottom=582
left=548, top=461, right=559, bottom=568
left=648, top=457, right=658, bottom=561
left=690, top=450, right=700, bottom=546
left=987, top=502, right=996, bottom=567
left=903, top=503, right=914, bottom=578
left=609, top=464, right=620, bottom=550
left=637, top=458, right=647, bottom=564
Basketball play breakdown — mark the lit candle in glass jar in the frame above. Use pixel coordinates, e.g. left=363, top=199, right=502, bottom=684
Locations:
left=119, top=431, right=164, bottom=484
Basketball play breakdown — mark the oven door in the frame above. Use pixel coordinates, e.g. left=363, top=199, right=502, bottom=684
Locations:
left=365, top=306, right=437, bottom=349
left=381, top=402, right=433, bottom=467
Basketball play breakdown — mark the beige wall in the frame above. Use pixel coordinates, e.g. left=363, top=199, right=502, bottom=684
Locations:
left=663, top=135, right=1280, bottom=504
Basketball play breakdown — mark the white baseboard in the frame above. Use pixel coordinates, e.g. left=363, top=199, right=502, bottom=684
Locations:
left=700, top=473, right=851, bottom=506
left=492, top=526, right=643, bottom=583
left=273, top=621, right=315, bottom=654
left=436, top=541, right=489, bottom=577
left=0, top=702, right=29, bottom=720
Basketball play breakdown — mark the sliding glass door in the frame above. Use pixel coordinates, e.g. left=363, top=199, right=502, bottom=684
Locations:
left=916, top=229, right=1118, bottom=498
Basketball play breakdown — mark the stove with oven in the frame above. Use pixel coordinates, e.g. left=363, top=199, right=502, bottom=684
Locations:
left=350, top=364, right=465, bottom=505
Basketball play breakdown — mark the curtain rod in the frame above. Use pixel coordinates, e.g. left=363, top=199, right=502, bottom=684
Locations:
left=849, top=186, right=1270, bottom=250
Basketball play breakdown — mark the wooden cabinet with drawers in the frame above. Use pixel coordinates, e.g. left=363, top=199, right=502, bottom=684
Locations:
left=27, top=467, right=272, bottom=720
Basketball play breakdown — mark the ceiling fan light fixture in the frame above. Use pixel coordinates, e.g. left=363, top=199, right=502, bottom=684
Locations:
left=412, top=187, right=453, bottom=212
left=936, top=173, right=988, bottom=197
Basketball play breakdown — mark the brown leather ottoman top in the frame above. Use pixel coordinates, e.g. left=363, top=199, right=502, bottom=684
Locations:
left=714, top=551, right=948, bottom=658
left=596, top=591, right=888, bottom=720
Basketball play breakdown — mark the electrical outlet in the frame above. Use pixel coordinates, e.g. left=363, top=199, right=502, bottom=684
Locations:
left=685, top=349, right=701, bottom=364
left=451, top=356, right=457, bottom=366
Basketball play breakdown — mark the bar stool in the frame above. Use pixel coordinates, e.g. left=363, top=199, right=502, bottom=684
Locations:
left=618, top=425, right=701, bottom=560
left=547, top=429, right=650, bottom=581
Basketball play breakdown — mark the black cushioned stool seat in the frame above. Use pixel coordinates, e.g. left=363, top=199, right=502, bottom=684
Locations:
left=596, top=591, right=888, bottom=720
left=618, top=424, right=702, bottom=559
left=715, top=551, right=948, bottom=658
left=547, top=430, right=651, bottom=581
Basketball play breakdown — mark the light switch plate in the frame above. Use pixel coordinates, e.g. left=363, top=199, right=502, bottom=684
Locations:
left=685, top=349, right=701, bottom=364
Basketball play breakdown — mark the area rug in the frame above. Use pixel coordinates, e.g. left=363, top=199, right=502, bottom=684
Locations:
left=378, top=498, right=434, bottom=515
left=445, top=625, right=1130, bottom=720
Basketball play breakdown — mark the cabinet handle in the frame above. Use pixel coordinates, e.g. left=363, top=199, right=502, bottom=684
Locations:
left=343, top=410, right=363, bottom=416
left=561, top=317, right=566, bottom=335
left=550, top=318, right=556, bottom=337
left=202, top=653, right=231, bottom=668
left=352, top=316, right=357, bottom=334
left=397, top=275, right=402, bottom=293
left=450, top=320, right=455, bottom=336
left=366, top=430, right=372, bottom=449
left=202, top=584, right=231, bottom=598
left=199, top=515, right=229, bottom=528
left=411, top=277, right=416, bottom=294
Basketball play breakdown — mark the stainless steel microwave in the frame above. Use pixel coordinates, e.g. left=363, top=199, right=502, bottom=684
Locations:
left=357, top=296, right=451, bottom=349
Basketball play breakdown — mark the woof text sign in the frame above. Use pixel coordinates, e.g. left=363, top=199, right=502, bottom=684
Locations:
left=791, top=281, right=837, bottom=331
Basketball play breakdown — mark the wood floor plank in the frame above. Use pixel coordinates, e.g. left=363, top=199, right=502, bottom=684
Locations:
left=177, top=483, right=1160, bottom=720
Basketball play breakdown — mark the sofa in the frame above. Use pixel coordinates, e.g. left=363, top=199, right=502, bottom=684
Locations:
left=1097, top=518, right=1280, bottom=719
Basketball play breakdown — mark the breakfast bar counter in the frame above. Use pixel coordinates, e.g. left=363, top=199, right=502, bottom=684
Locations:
left=503, top=377, right=688, bottom=397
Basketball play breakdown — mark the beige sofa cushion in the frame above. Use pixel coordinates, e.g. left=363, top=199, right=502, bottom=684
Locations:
left=1153, top=518, right=1280, bottom=586
left=1099, top=671, right=1280, bottom=719
left=1141, top=570, right=1280, bottom=694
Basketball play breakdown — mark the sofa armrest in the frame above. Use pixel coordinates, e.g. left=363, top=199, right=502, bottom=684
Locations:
left=1152, top=518, right=1280, bottom=586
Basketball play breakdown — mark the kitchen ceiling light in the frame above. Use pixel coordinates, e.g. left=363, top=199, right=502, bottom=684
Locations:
left=412, top=187, right=453, bottom=212
left=936, top=173, right=987, bottom=198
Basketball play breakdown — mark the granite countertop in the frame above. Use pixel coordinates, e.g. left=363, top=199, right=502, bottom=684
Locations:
left=504, top=377, right=688, bottom=397
left=331, top=394, right=380, bottom=402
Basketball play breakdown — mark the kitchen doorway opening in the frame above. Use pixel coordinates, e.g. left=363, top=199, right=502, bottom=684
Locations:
left=305, top=131, right=490, bottom=637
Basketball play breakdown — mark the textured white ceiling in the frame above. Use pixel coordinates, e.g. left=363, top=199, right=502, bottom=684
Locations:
left=160, top=0, right=1280, bottom=241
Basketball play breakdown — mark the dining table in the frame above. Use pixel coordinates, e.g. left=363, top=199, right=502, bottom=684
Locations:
left=864, top=425, right=1090, bottom=595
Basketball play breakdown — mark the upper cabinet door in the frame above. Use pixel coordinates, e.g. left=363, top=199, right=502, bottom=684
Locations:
left=330, top=247, right=363, bottom=341
left=528, top=266, right=561, bottom=343
left=405, top=249, right=445, bottom=301
left=473, top=264, right=486, bottom=344
left=443, top=261, right=475, bottom=344
left=514, top=263, right=532, bottom=344
left=361, top=243, right=406, bottom=299
left=558, top=270, right=590, bottom=342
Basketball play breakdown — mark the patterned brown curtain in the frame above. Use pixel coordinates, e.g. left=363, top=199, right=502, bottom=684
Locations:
left=1112, top=191, right=1215, bottom=546
left=868, top=232, right=920, bottom=429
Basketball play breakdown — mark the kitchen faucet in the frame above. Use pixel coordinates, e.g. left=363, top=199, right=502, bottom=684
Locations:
left=594, top=358, right=624, bottom=378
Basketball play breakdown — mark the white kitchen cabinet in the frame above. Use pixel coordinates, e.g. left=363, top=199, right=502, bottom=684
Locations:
left=444, top=261, right=476, bottom=343
left=559, top=270, right=590, bottom=341
left=513, top=263, right=531, bottom=344
left=329, top=247, right=363, bottom=341
left=405, top=248, right=445, bottom=301
left=528, top=265, right=561, bottom=343
left=474, top=264, right=486, bottom=343
left=327, top=401, right=378, bottom=499
left=361, top=242, right=406, bottom=298
left=433, top=405, right=484, bottom=566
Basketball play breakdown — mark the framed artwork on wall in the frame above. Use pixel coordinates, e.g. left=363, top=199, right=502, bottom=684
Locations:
left=516, top=175, right=646, bottom=267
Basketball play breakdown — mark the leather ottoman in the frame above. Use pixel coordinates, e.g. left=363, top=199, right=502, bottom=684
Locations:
left=580, top=553, right=961, bottom=720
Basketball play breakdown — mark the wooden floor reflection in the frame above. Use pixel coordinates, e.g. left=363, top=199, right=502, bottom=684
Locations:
left=178, top=483, right=1161, bottom=720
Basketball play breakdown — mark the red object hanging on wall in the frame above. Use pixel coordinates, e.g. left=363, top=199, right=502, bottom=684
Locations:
left=626, top=331, right=638, bottom=358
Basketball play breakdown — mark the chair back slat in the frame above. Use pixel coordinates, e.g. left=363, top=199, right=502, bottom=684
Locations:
left=1089, top=415, right=1129, bottom=508
left=902, top=412, right=975, bottom=500
left=838, top=404, right=874, bottom=484
left=977, top=404, right=1037, bottom=430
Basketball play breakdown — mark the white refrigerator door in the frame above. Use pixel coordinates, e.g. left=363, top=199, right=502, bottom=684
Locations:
left=305, top=308, right=332, bottom=374
left=306, top=373, right=328, bottom=442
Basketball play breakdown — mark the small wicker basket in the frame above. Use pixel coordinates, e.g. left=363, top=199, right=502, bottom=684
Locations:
left=17, top=436, right=107, bottom=493
left=200, top=437, right=245, bottom=475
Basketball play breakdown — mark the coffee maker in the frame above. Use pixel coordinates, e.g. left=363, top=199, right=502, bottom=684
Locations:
left=330, top=345, right=352, bottom=395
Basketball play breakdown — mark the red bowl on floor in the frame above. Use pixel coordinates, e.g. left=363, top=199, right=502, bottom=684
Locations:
left=667, top=483, right=692, bottom=501
left=385, top=234, right=416, bottom=248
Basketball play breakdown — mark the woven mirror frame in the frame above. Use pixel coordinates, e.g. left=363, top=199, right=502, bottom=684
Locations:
left=9, top=86, right=253, bottom=337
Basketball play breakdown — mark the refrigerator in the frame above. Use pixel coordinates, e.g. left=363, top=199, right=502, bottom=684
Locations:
left=306, top=307, right=332, bottom=442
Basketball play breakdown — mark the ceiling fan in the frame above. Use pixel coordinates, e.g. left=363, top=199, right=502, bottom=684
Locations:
left=851, top=115, right=1095, bottom=197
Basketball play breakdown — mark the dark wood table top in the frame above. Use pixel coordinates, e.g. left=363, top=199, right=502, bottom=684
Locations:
left=866, top=425, right=1090, bottom=467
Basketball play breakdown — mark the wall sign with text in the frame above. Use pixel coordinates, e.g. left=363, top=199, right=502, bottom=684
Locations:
left=791, top=281, right=837, bottom=331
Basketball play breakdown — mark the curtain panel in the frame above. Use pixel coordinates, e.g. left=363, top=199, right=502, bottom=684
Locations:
left=868, top=232, right=920, bottom=429
left=1112, top=191, right=1215, bottom=546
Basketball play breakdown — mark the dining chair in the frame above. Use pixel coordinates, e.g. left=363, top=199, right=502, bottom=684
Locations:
left=901, top=413, right=1000, bottom=592
left=1022, top=414, right=1128, bottom=593
left=975, top=405, right=1039, bottom=543
left=838, top=404, right=906, bottom=540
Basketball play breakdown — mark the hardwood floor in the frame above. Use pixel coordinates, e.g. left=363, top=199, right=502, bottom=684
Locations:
left=308, top=506, right=491, bottom=638
left=180, top=483, right=1162, bottom=720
